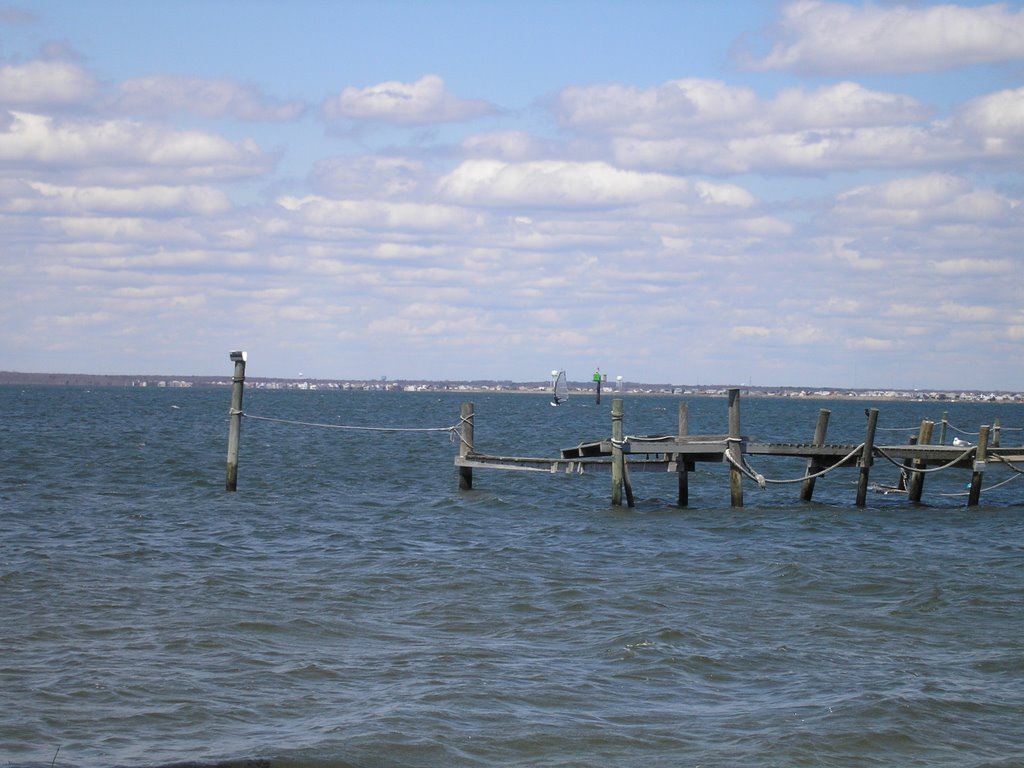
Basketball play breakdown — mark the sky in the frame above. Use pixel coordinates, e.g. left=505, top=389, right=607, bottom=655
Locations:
left=1, top=1, right=1023, bottom=390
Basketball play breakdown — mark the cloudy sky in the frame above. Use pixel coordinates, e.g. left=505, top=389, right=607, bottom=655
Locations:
left=1, top=1, right=1022, bottom=389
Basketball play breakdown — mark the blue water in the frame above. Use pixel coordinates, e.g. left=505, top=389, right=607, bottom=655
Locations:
left=2, top=386, right=1024, bottom=767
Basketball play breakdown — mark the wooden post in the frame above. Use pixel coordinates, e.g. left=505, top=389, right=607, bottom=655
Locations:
left=225, top=350, right=247, bottom=492
left=907, top=419, right=934, bottom=503
left=855, top=408, right=879, bottom=507
left=458, top=402, right=474, bottom=490
left=992, top=419, right=1001, bottom=448
left=799, top=408, right=831, bottom=502
left=897, top=436, right=917, bottom=492
left=622, top=454, right=636, bottom=508
left=611, top=398, right=624, bottom=506
left=676, top=401, right=689, bottom=507
left=938, top=411, right=948, bottom=444
left=728, top=388, right=743, bottom=508
left=967, top=425, right=990, bottom=507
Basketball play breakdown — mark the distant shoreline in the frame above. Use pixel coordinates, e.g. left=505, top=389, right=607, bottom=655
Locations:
left=1, top=370, right=1021, bottom=403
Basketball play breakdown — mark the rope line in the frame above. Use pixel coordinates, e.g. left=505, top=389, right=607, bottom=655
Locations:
left=939, top=473, right=1023, bottom=497
left=992, top=455, right=1024, bottom=475
left=722, top=438, right=866, bottom=488
left=945, top=423, right=980, bottom=436
left=239, top=411, right=466, bottom=443
left=876, top=421, right=1022, bottom=436
left=874, top=446, right=975, bottom=474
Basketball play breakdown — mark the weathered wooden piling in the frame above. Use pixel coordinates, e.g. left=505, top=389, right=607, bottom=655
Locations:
left=676, top=401, right=689, bottom=507
left=968, top=425, right=990, bottom=506
left=225, top=350, right=247, bottom=492
left=907, top=419, right=934, bottom=503
left=897, top=435, right=918, bottom=492
left=799, top=408, right=831, bottom=502
left=727, top=388, right=743, bottom=507
left=855, top=408, right=879, bottom=506
left=611, top=398, right=634, bottom=506
left=458, top=402, right=474, bottom=490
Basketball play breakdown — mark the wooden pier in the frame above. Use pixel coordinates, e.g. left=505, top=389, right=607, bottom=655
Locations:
left=454, top=389, right=1024, bottom=508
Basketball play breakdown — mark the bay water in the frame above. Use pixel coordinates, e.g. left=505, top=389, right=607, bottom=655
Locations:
left=2, top=385, right=1023, bottom=767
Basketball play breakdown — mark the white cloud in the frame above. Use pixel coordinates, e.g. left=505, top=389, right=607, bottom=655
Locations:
left=7, top=181, right=231, bottom=215
left=111, top=76, right=306, bottom=121
left=309, top=155, right=427, bottom=198
left=555, top=77, right=984, bottom=175
left=557, top=78, right=758, bottom=138
left=931, top=258, right=1014, bottom=275
left=731, top=325, right=771, bottom=339
left=818, top=297, right=860, bottom=314
left=938, top=302, right=998, bottom=322
left=0, top=60, right=97, bottom=106
left=834, top=174, right=1020, bottom=225
left=693, top=180, right=756, bottom=208
left=556, top=78, right=928, bottom=139
left=436, top=159, right=693, bottom=207
left=747, top=0, right=1024, bottom=74
left=846, top=337, right=899, bottom=351
left=768, top=82, right=931, bottom=130
left=461, top=130, right=551, bottom=161
left=827, top=239, right=886, bottom=270
left=321, top=74, right=496, bottom=125
left=276, top=195, right=482, bottom=233
left=47, top=216, right=207, bottom=246
left=953, top=87, right=1024, bottom=144
left=0, top=111, right=275, bottom=182
left=613, top=114, right=1023, bottom=175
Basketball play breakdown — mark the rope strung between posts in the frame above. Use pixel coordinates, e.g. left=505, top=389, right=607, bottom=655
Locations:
left=993, top=455, right=1024, bottom=475
left=876, top=421, right=1022, bottom=436
left=938, top=472, right=1024, bottom=497
left=236, top=411, right=470, bottom=446
left=874, top=446, right=975, bottom=474
left=944, top=421, right=1022, bottom=436
left=937, top=450, right=1024, bottom=499
left=722, top=437, right=866, bottom=488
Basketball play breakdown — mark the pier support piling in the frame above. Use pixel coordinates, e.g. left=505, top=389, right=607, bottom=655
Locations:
left=458, top=402, right=475, bottom=490
left=907, top=420, right=934, bottom=503
left=800, top=408, right=831, bottom=502
left=897, top=436, right=917, bottom=492
left=856, top=408, right=879, bottom=507
left=611, top=398, right=633, bottom=506
left=676, top=401, right=689, bottom=507
left=225, top=350, right=247, bottom=492
left=967, top=425, right=990, bottom=507
left=728, top=388, right=743, bottom=508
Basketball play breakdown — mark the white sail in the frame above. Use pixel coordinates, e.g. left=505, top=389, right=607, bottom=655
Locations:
left=551, top=370, right=568, bottom=406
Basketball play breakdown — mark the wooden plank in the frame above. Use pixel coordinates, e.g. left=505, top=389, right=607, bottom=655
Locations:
left=562, top=434, right=732, bottom=458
